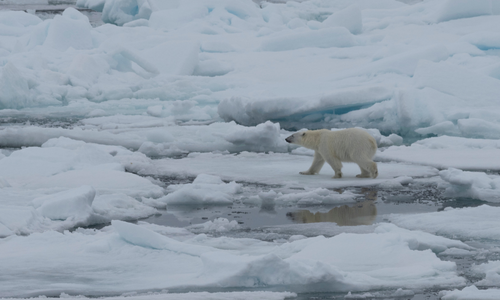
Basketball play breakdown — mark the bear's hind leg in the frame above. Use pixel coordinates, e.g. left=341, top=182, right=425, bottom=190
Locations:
left=300, top=152, right=325, bottom=175
left=325, top=157, right=343, bottom=178
left=356, top=159, right=378, bottom=179
left=356, top=166, right=371, bottom=178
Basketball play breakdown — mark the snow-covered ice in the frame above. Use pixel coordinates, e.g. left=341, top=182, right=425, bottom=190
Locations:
left=2, top=0, right=500, bottom=298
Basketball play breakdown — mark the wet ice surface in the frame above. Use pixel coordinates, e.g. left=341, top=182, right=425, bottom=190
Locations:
left=2, top=0, right=500, bottom=299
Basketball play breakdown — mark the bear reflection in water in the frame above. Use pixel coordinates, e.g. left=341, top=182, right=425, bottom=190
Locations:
left=287, top=189, right=377, bottom=226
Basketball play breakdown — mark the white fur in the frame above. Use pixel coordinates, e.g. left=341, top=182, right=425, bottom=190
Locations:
left=285, top=128, right=378, bottom=179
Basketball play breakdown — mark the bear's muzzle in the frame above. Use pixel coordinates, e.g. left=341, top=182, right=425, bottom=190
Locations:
left=285, top=136, right=293, bottom=143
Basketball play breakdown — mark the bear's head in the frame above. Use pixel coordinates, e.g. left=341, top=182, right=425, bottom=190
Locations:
left=285, top=131, right=307, bottom=145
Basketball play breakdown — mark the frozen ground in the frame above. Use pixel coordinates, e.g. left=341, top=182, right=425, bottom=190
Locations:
left=2, top=0, right=500, bottom=299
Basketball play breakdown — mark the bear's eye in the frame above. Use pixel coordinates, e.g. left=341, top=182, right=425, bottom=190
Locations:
left=302, top=132, right=306, bottom=136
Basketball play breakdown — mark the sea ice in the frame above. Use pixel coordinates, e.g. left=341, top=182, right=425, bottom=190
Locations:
left=4, top=0, right=500, bottom=297
left=389, top=205, right=500, bottom=241
left=440, top=285, right=500, bottom=300
left=157, top=174, right=242, bottom=206
left=0, top=221, right=467, bottom=297
left=439, top=168, right=500, bottom=202
left=377, top=136, right=500, bottom=170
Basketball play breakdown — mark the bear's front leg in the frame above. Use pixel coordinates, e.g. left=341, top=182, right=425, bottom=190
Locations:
left=300, top=151, right=325, bottom=175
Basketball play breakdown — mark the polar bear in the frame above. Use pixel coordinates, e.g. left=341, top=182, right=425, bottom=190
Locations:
left=285, top=128, right=378, bottom=179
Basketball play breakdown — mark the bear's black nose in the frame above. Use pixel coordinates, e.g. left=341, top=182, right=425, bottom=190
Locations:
left=285, top=136, right=292, bottom=143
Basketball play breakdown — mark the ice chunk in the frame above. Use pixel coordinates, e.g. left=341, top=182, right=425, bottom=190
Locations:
left=377, top=136, right=500, bottom=170
left=322, top=5, right=362, bottom=34
left=460, top=32, right=500, bottom=50
left=92, top=193, right=157, bottom=220
left=472, top=260, right=500, bottom=287
left=414, top=60, right=500, bottom=105
left=102, top=0, right=152, bottom=25
left=25, top=168, right=164, bottom=199
left=76, top=0, right=105, bottom=12
left=378, top=176, right=413, bottom=189
left=44, top=8, right=93, bottom=51
left=149, top=6, right=209, bottom=30
left=0, top=127, right=144, bottom=150
left=364, top=128, right=403, bottom=147
left=223, top=121, right=288, bottom=153
left=188, top=218, right=241, bottom=233
left=32, top=186, right=96, bottom=221
left=194, top=59, right=233, bottom=77
left=218, top=86, right=392, bottom=126
left=390, top=205, right=500, bottom=241
left=415, top=121, right=461, bottom=137
left=0, top=10, right=42, bottom=28
left=139, top=41, right=199, bottom=75
left=0, top=62, right=31, bottom=109
left=457, top=118, right=500, bottom=139
left=67, top=54, right=109, bottom=86
left=113, top=220, right=212, bottom=255
left=439, top=168, right=500, bottom=202
left=261, top=27, right=355, bottom=52
left=433, top=0, right=492, bottom=23
left=0, top=206, right=42, bottom=236
left=440, top=285, right=500, bottom=300
left=146, top=105, right=163, bottom=117
left=159, top=174, right=241, bottom=206
left=201, top=223, right=465, bottom=290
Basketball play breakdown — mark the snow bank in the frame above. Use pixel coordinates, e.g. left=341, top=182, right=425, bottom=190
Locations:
left=158, top=174, right=242, bottom=206
left=439, top=168, right=500, bottom=202
left=389, top=205, right=500, bottom=241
